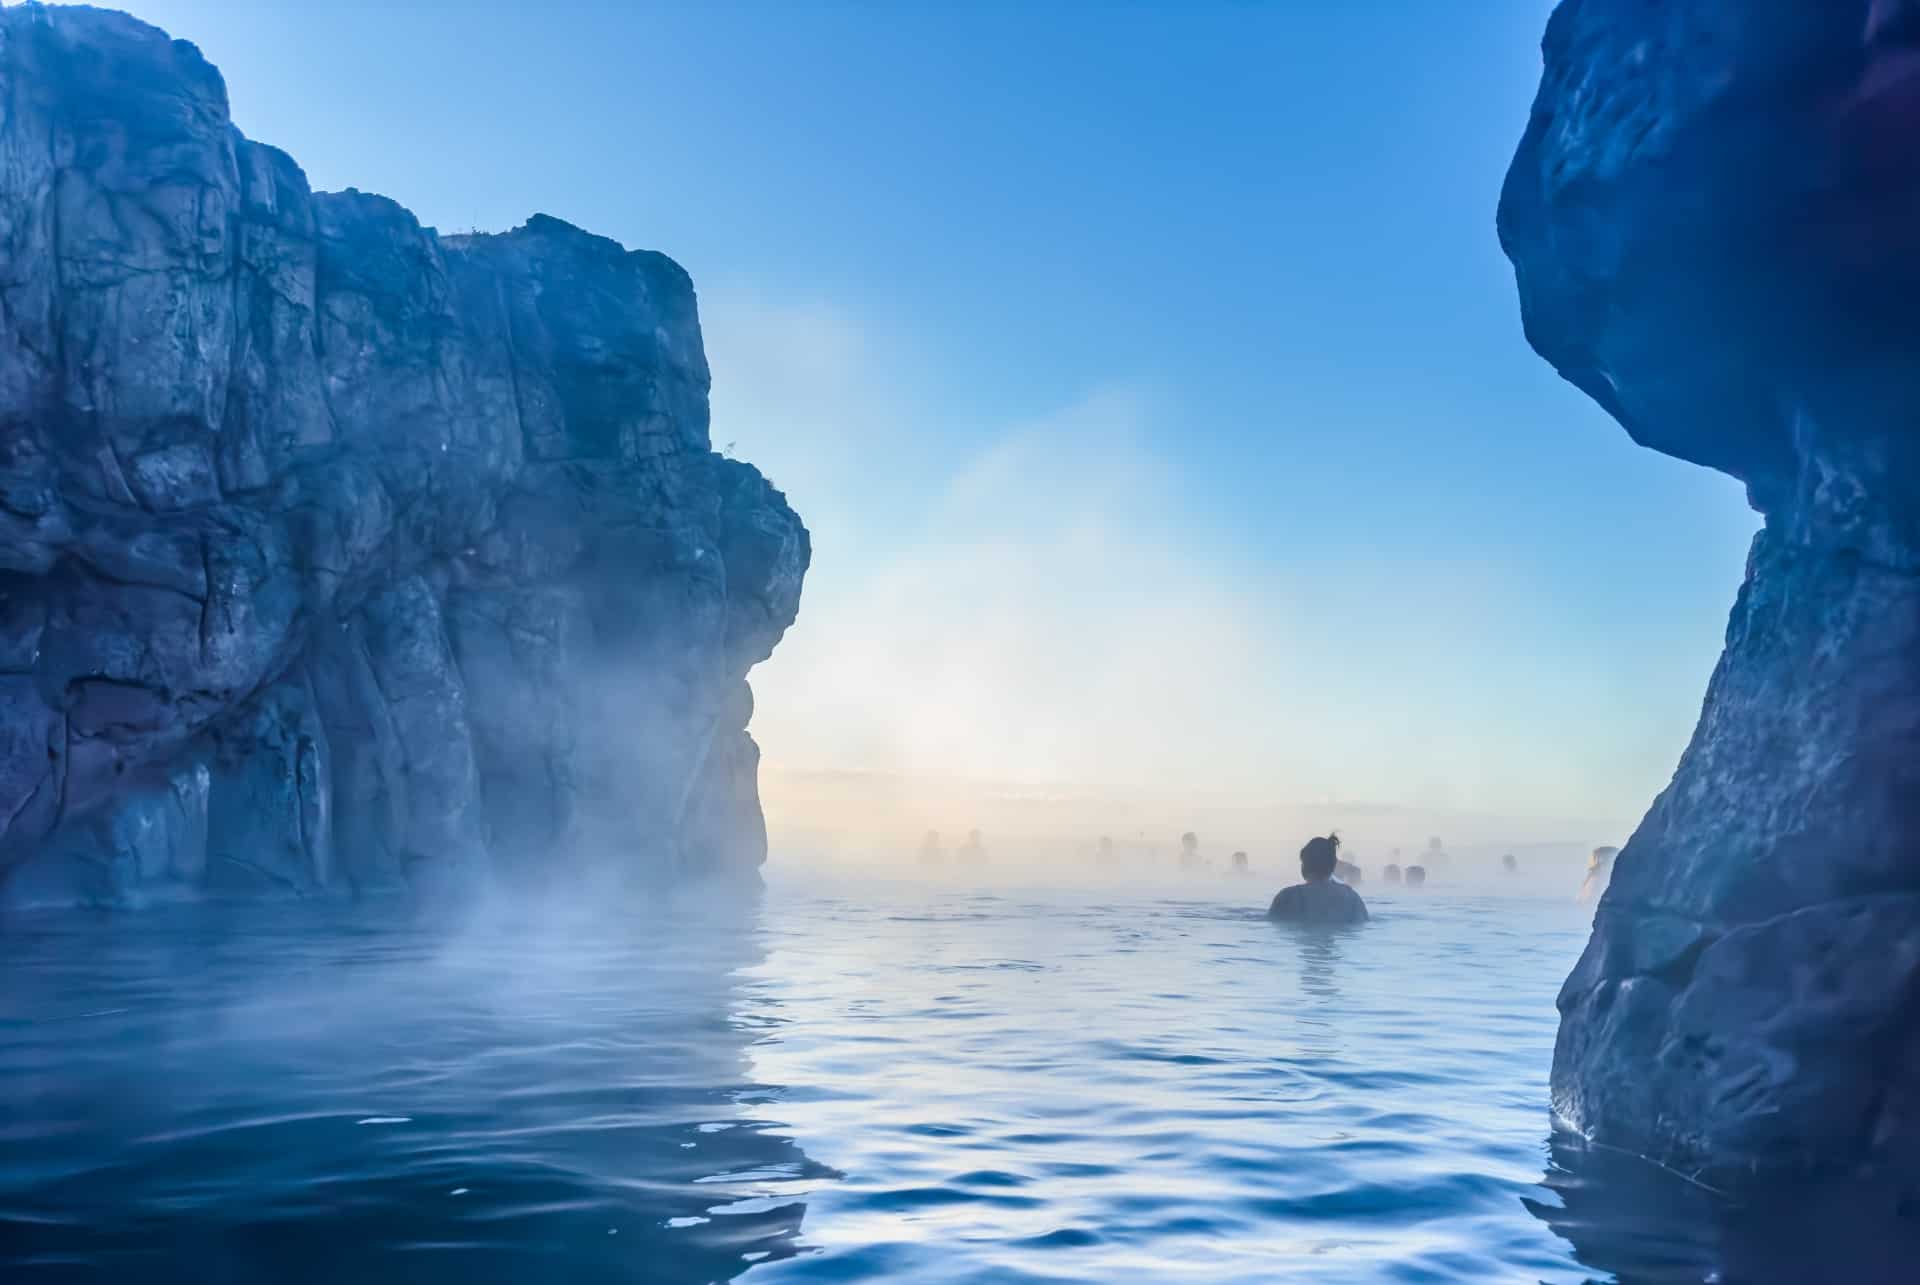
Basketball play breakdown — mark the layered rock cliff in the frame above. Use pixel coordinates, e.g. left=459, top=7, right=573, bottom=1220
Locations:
left=0, top=5, right=808, bottom=907
left=1502, top=1, right=1920, bottom=1183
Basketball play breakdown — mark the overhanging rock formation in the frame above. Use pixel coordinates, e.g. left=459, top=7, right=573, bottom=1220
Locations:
left=0, top=5, right=809, bottom=907
left=1502, top=1, right=1920, bottom=1182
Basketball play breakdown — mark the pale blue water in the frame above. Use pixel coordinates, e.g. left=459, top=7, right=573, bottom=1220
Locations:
left=0, top=872, right=1887, bottom=1283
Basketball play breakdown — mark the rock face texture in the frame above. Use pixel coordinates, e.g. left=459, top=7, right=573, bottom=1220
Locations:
left=1502, top=1, right=1920, bottom=1183
left=0, top=6, right=808, bottom=908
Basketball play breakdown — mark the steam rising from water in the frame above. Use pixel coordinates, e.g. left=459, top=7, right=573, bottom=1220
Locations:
left=704, top=290, right=1634, bottom=877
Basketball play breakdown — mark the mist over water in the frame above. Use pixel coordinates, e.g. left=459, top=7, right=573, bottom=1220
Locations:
left=0, top=894, right=822, bottom=1284
left=760, top=765, right=1623, bottom=894
left=7, top=864, right=1866, bottom=1284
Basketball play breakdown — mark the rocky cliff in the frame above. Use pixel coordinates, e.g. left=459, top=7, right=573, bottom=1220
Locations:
left=1502, top=1, right=1920, bottom=1183
left=0, top=5, right=809, bottom=908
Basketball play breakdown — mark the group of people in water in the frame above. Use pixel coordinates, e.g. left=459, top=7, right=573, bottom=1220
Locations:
left=1266, top=835, right=1622, bottom=925
left=917, top=829, right=988, bottom=865
left=1263, top=836, right=1503, bottom=924
left=1261, top=834, right=1453, bottom=924
left=915, top=826, right=1619, bottom=928
left=1123, top=831, right=1468, bottom=889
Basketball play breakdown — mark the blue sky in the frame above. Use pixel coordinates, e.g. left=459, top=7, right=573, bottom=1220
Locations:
left=106, top=1, right=1760, bottom=836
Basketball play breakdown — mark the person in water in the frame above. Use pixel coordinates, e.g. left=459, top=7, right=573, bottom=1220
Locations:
left=1383, top=863, right=1403, bottom=884
left=1501, top=852, right=1519, bottom=874
left=1230, top=850, right=1249, bottom=875
left=1404, top=864, right=1427, bottom=888
left=1096, top=835, right=1117, bottom=866
left=957, top=829, right=987, bottom=864
left=919, top=830, right=945, bottom=865
left=1268, top=834, right=1368, bottom=925
left=1335, top=858, right=1363, bottom=884
left=1179, top=831, right=1202, bottom=869
left=1579, top=845, right=1618, bottom=902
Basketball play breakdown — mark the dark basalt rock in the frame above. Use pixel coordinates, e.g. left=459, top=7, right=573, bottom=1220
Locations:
left=0, top=5, right=809, bottom=908
left=1502, top=0, right=1920, bottom=1183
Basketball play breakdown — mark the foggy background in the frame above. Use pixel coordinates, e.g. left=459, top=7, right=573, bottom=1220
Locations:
left=707, top=291, right=1727, bottom=883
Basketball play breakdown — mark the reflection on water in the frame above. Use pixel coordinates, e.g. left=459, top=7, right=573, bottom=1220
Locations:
left=1281, top=922, right=1354, bottom=1063
left=1532, top=1129, right=1920, bottom=1285
left=741, top=878, right=1596, bottom=1282
left=3, top=873, right=1908, bottom=1282
left=0, top=897, right=831, bottom=1284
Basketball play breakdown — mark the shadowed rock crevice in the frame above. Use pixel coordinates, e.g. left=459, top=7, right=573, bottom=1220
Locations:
left=0, top=5, right=809, bottom=909
left=1503, top=0, right=1920, bottom=1184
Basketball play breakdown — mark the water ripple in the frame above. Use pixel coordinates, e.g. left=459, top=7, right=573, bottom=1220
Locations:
left=2, top=878, right=1889, bottom=1282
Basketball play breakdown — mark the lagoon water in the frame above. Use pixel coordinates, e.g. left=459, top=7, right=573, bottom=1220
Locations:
left=0, top=869, right=1889, bottom=1283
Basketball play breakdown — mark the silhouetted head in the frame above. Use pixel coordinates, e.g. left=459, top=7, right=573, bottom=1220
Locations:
left=1231, top=850, right=1248, bottom=870
left=1299, top=833, right=1340, bottom=882
left=1502, top=853, right=1519, bottom=872
left=1181, top=831, right=1198, bottom=850
left=1405, top=864, right=1427, bottom=887
left=1383, top=863, right=1402, bottom=883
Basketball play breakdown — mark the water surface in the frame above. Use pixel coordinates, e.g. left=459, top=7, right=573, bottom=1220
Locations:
left=1, top=871, right=1899, bottom=1282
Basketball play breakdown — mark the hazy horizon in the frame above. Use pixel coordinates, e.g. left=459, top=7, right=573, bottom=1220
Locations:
left=761, top=762, right=1628, bottom=883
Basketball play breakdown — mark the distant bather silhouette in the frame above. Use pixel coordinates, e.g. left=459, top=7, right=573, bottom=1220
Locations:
left=1383, top=863, right=1403, bottom=884
left=1404, top=865, right=1427, bottom=888
left=1578, top=845, right=1618, bottom=902
left=919, top=830, right=945, bottom=865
